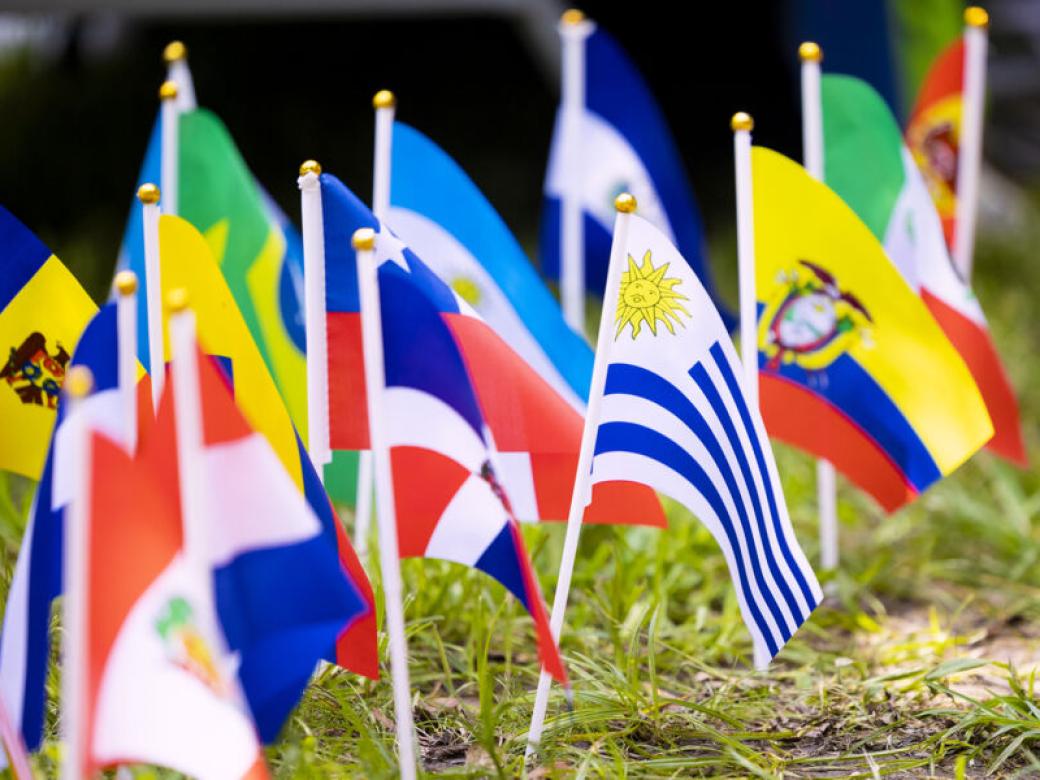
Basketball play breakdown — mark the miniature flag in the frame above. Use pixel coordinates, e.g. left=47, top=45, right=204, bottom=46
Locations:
left=378, top=261, right=566, bottom=682
left=822, top=74, right=1025, bottom=465
left=85, top=428, right=268, bottom=779
left=388, top=121, right=591, bottom=410
left=905, top=36, right=963, bottom=247
left=540, top=25, right=730, bottom=323
left=590, top=213, right=822, bottom=667
left=752, top=146, right=993, bottom=512
left=156, top=214, right=379, bottom=685
left=320, top=173, right=663, bottom=528
left=0, top=304, right=145, bottom=754
left=0, top=206, right=97, bottom=479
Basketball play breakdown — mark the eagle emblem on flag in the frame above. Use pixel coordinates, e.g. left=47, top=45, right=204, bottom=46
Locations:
left=1, top=332, right=70, bottom=409
left=155, top=596, right=228, bottom=696
left=759, top=260, right=872, bottom=373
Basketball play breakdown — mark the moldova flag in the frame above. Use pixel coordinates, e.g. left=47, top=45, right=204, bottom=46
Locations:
left=0, top=206, right=97, bottom=479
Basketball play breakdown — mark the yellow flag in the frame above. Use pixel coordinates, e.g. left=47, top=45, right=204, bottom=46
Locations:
left=158, top=214, right=302, bottom=489
left=0, top=208, right=96, bottom=478
left=751, top=146, right=992, bottom=512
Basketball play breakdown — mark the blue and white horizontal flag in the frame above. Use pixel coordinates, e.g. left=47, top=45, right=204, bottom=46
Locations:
left=590, top=214, right=821, bottom=667
left=388, top=121, right=591, bottom=411
left=540, top=25, right=733, bottom=327
left=0, top=304, right=126, bottom=754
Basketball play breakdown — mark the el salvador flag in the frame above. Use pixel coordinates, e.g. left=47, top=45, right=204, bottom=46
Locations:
left=590, top=213, right=821, bottom=667
left=388, top=121, right=591, bottom=410
left=0, top=304, right=129, bottom=754
left=541, top=25, right=734, bottom=328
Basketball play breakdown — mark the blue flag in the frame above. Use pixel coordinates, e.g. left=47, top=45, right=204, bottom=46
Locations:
left=540, top=25, right=733, bottom=327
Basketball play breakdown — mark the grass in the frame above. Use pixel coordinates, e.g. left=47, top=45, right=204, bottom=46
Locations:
left=4, top=205, right=1040, bottom=780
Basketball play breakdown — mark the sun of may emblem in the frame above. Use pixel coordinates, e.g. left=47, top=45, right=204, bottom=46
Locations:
left=614, top=250, right=690, bottom=340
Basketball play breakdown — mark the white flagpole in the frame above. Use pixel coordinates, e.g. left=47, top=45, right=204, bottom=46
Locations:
left=298, top=161, right=332, bottom=481
left=525, top=192, right=637, bottom=764
left=559, top=9, right=593, bottom=335
left=798, top=43, right=839, bottom=573
left=953, top=7, right=989, bottom=281
left=114, top=271, right=139, bottom=455
left=168, top=290, right=208, bottom=563
left=354, top=227, right=417, bottom=780
left=60, top=365, right=94, bottom=780
left=355, top=88, right=397, bottom=558
left=139, top=183, right=165, bottom=413
left=163, top=40, right=197, bottom=112
left=159, top=81, right=179, bottom=217
left=732, top=113, right=758, bottom=403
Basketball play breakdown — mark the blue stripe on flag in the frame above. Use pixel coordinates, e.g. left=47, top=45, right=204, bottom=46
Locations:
left=0, top=206, right=55, bottom=313
left=319, top=173, right=377, bottom=314
left=709, top=344, right=818, bottom=608
left=595, top=421, right=783, bottom=656
left=603, top=363, right=802, bottom=631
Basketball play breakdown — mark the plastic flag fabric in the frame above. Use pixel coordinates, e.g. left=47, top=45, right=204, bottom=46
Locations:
left=540, top=25, right=730, bottom=323
left=156, top=214, right=379, bottom=684
left=388, top=121, right=591, bottom=410
left=85, top=424, right=268, bottom=779
left=119, top=110, right=307, bottom=429
left=378, top=261, right=566, bottom=682
left=0, top=305, right=136, bottom=754
left=822, top=74, right=1024, bottom=465
left=320, top=173, right=664, bottom=528
left=905, top=36, right=963, bottom=247
left=589, top=212, right=822, bottom=667
left=0, top=206, right=97, bottom=479
left=752, top=146, right=993, bottom=512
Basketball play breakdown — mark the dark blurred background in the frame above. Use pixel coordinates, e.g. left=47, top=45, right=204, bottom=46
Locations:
left=0, top=0, right=1035, bottom=303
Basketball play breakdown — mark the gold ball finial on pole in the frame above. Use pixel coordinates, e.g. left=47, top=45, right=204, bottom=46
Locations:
left=159, top=80, right=179, bottom=101
left=373, top=89, right=396, bottom=110
left=114, top=270, right=138, bottom=296
left=166, top=288, right=189, bottom=314
left=561, top=8, right=585, bottom=24
left=163, top=40, right=187, bottom=63
left=798, top=41, right=822, bottom=63
left=352, top=228, right=376, bottom=251
left=137, top=183, right=160, bottom=204
left=299, top=159, right=322, bottom=177
left=731, top=112, right=754, bottom=132
left=964, top=6, right=989, bottom=28
left=65, top=366, right=94, bottom=399
left=614, top=193, right=637, bottom=214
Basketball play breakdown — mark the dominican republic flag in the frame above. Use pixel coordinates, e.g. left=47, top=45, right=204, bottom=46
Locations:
left=320, top=173, right=663, bottom=529
left=589, top=214, right=822, bottom=668
left=387, top=121, right=591, bottom=411
left=0, top=304, right=141, bottom=756
left=540, top=24, right=731, bottom=325
left=86, top=424, right=267, bottom=779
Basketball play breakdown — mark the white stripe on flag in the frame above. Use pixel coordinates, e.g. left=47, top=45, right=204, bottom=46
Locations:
left=423, top=475, right=508, bottom=567
left=385, top=387, right=488, bottom=472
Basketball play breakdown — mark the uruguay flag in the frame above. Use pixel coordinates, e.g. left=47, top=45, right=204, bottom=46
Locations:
left=540, top=24, right=732, bottom=326
left=388, top=121, right=591, bottom=410
left=590, top=214, right=822, bottom=667
left=320, top=173, right=663, bottom=528
left=0, top=304, right=134, bottom=754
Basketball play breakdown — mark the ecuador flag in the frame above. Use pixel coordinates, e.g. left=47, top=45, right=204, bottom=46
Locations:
left=0, top=207, right=96, bottom=478
left=751, top=147, right=993, bottom=512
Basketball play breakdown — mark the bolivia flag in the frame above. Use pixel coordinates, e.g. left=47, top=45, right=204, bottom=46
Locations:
left=822, top=74, right=1025, bottom=465
left=752, top=146, right=993, bottom=512
left=0, top=207, right=96, bottom=479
